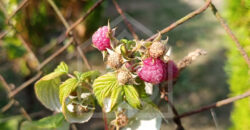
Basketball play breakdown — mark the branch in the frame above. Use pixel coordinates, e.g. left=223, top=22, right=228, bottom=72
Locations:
left=175, top=90, right=250, bottom=119
left=8, top=71, right=42, bottom=98
left=38, top=38, right=73, bottom=70
left=209, top=3, right=250, bottom=68
left=6, top=0, right=29, bottom=24
left=15, top=101, right=32, bottom=121
left=160, top=84, right=184, bottom=130
left=112, top=0, right=139, bottom=40
left=0, top=75, right=12, bottom=93
left=177, top=49, right=207, bottom=71
left=47, top=0, right=92, bottom=70
left=66, top=0, right=105, bottom=36
left=0, top=1, right=7, bottom=16
left=146, top=0, right=212, bottom=41
left=165, top=99, right=185, bottom=130
left=1, top=99, right=15, bottom=112
left=76, top=46, right=92, bottom=69
left=0, top=75, right=32, bottom=121
left=18, top=35, right=40, bottom=66
left=47, top=0, right=69, bottom=28
left=0, top=29, right=10, bottom=40
left=102, top=108, right=109, bottom=130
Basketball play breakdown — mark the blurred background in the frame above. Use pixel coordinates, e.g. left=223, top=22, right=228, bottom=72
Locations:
left=0, top=0, right=249, bottom=130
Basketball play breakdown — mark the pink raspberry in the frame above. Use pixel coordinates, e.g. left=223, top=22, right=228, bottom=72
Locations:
left=92, top=26, right=111, bottom=51
left=165, top=60, right=179, bottom=80
left=138, top=58, right=167, bottom=84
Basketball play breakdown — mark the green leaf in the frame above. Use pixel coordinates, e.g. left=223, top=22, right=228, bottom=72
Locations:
left=54, top=62, right=68, bottom=74
left=20, top=113, right=69, bottom=130
left=80, top=70, right=100, bottom=81
left=40, top=62, right=68, bottom=81
left=62, top=96, right=95, bottom=123
left=34, top=62, right=69, bottom=111
left=59, top=70, right=99, bottom=123
left=59, top=77, right=95, bottom=123
left=124, top=85, right=142, bottom=109
left=110, top=86, right=124, bottom=110
left=134, top=78, right=148, bottom=99
left=35, top=78, right=61, bottom=111
left=93, top=73, right=120, bottom=110
left=121, top=102, right=163, bottom=130
left=59, top=78, right=79, bottom=105
left=93, top=73, right=143, bottom=111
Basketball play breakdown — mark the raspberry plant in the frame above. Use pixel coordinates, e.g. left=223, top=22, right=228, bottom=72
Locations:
left=34, top=24, right=180, bottom=129
left=1, top=0, right=249, bottom=129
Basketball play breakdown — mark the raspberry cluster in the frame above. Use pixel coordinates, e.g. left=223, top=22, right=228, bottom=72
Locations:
left=92, top=25, right=179, bottom=85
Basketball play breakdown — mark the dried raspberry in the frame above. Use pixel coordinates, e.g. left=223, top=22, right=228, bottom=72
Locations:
left=149, top=41, right=165, bottom=58
left=116, top=112, right=128, bottom=127
left=107, top=52, right=122, bottom=69
left=92, top=26, right=111, bottom=51
left=117, top=70, right=132, bottom=85
left=138, top=58, right=166, bottom=84
left=165, top=60, right=179, bottom=80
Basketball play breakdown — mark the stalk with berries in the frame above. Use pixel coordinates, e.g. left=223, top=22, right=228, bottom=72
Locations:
left=34, top=23, right=205, bottom=130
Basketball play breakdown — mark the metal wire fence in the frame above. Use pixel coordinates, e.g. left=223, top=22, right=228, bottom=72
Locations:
left=0, top=0, right=249, bottom=129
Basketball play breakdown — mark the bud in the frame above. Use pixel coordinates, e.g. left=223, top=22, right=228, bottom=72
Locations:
left=149, top=41, right=166, bottom=58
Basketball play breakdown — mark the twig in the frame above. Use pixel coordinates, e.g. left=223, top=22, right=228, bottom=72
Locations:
left=0, top=1, right=7, bottom=16
left=112, top=0, right=138, bottom=40
left=77, top=46, right=92, bottom=69
left=1, top=99, right=15, bottom=113
left=0, top=75, right=12, bottom=93
left=165, top=98, right=184, bottom=130
left=6, top=0, right=29, bottom=24
left=175, top=90, right=250, bottom=119
left=0, top=75, right=32, bottom=121
left=0, top=30, right=10, bottom=40
left=15, top=101, right=32, bottom=121
left=47, top=0, right=69, bottom=28
left=161, top=84, right=184, bottom=130
left=209, top=3, right=250, bottom=68
left=8, top=71, right=42, bottom=98
left=18, top=35, right=40, bottom=65
left=146, top=0, right=212, bottom=41
left=47, top=0, right=92, bottom=70
left=65, top=0, right=105, bottom=36
left=71, top=124, right=78, bottom=130
left=177, top=49, right=207, bottom=71
left=38, top=38, right=73, bottom=70
left=102, top=108, right=109, bottom=130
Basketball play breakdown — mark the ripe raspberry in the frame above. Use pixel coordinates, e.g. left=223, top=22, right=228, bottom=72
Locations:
left=149, top=41, right=165, bottom=58
left=138, top=58, right=166, bottom=84
left=165, top=60, right=179, bottom=80
left=107, top=52, right=122, bottom=69
left=92, top=26, right=111, bottom=51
